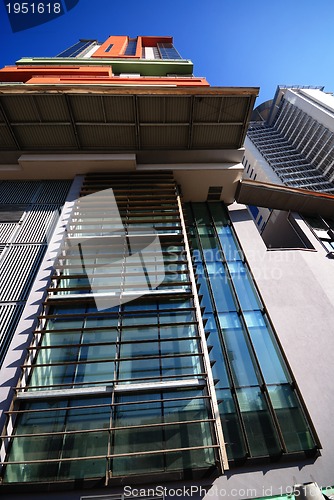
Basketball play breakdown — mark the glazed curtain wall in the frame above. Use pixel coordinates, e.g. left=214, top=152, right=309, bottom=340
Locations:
left=186, top=202, right=318, bottom=463
left=1, top=173, right=219, bottom=484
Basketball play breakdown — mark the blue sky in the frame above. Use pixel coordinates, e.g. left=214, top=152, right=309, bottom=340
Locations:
left=1, top=0, right=334, bottom=105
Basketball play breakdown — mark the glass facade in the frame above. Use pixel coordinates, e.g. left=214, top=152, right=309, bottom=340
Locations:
left=1, top=173, right=219, bottom=484
left=56, top=40, right=95, bottom=58
left=124, top=40, right=137, bottom=56
left=157, top=43, right=182, bottom=60
left=0, top=173, right=318, bottom=486
left=186, top=202, right=318, bottom=462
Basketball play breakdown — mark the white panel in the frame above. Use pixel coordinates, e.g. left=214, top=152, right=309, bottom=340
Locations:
left=83, top=44, right=101, bottom=58
left=144, top=47, right=155, bottom=60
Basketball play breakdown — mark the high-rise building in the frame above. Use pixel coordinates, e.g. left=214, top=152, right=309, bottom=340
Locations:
left=0, top=38, right=334, bottom=500
left=243, top=86, right=334, bottom=242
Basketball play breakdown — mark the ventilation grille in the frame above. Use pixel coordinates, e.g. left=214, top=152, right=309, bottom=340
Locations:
left=36, top=180, right=73, bottom=204
left=0, top=181, right=40, bottom=203
left=0, top=304, right=24, bottom=365
left=0, top=179, right=71, bottom=368
left=1, top=245, right=46, bottom=301
left=207, top=186, right=223, bottom=201
left=14, top=205, right=60, bottom=243
left=0, top=205, right=26, bottom=222
left=0, top=223, right=16, bottom=242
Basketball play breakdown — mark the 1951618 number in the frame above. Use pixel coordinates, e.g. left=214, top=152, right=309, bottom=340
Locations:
left=6, top=2, right=62, bottom=14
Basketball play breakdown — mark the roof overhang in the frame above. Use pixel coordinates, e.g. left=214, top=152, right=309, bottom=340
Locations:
left=0, top=85, right=258, bottom=153
left=236, top=179, right=334, bottom=217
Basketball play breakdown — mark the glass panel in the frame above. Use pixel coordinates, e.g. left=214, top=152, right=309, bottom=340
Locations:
left=112, top=396, right=163, bottom=475
left=43, top=330, right=82, bottom=346
left=121, top=326, right=157, bottom=342
left=165, top=420, right=213, bottom=454
left=163, top=391, right=209, bottom=422
left=4, top=401, right=65, bottom=482
left=120, top=341, right=159, bottom=358
left=191, top=203, right=211, bottom=225
left=29, top=363, right=76, bottom=390
left=161, top=356, right=203, bottom=376
left=219, top=313, right=259, bottom=387
left=159, top=324, right=197, bottom=339
left=159, top=310, right=195, bottom=324
left=159, top=298, right=192, bottom=309
left=208, top=202, right=229, bottom=226
left=34, top=345, right=79, bottom=364
left=196, top=265, right=213, bottom=314
left=218, top=389, right=247, bottom=460
left=236, top=387, right=281, bottom=457
left=124, top=40, right=137, bottom=56
left=84, top=315, right=119, bottom=328
left=204, top=314, right=230, bottom=389
left=163, top=391, right=215, bottom=470
left=118, top=358, right=160, bottom=381
left=166, top=447, right=215, bottom=470
left=47, top=316, right=83, bottom=331
left=81, top=329, right=118, bottom=344
left=161, top=339, right=199, bottom=355
left=217, top=225, right=242, bottom=262
left=244, top=311, right=290, bottom=384
left=59, top=397, right=110, bottom=479
left=227, top=261, right=262, bottom=311
left=75, top=360, right=115, bottom=385
left=122, top=313, right=158, bottom=326
left=199, top=234, right=220, bottom=263
left=162, top=355, right=202, bottom=377
left=4, top=436, right=62, bottom=482
left=209, top=267, right=237, bottom=312
left=268, top=385, right=316, bottom=452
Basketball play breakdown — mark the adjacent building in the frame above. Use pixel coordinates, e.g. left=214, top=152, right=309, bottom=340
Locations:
left=0, top=38, right=334, bottom=500
left=243, top=86, right=334, bottom=247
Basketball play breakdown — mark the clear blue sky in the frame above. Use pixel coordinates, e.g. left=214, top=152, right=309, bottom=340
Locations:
left=1, top=0, right=334, bottom=105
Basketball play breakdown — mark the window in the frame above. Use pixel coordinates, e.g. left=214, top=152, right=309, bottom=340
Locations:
left=157, top=43, right=182, bottom=60
left=303, top=215, right=334, bottom=253
left=56, top=40, right=95, bottom=58
left=124, top=39, right=137, bottom=56
left=104, top=44, right=114, bottom=53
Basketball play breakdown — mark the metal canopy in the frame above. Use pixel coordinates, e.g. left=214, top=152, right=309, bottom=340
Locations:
left=236, top=179, right=334, bottom=217
left=0, top=86, right=258, bottom=152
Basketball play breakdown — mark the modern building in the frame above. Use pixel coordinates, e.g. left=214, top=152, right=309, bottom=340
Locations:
left=243, top=86, right=334, bottom=245
left=0, top=37, right=334, bottom=500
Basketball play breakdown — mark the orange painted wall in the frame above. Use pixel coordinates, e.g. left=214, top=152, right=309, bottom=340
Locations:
left=91, top=36, right=142, bottom=59
left=0, top=65, right=112, bottom=83
left=141, top=36, right=173, bottom=47
left=92, top=36, right=128, bottom=58
left=26, top=75, right=209, bottom=86
left=90, top=36, right=173, bottom=59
